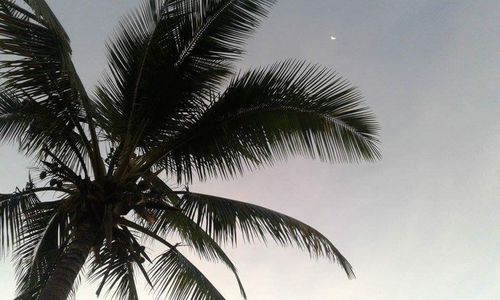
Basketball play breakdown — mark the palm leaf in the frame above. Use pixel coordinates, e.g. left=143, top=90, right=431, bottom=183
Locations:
left=116, top=218, right=232, bottom=299
left=172, top=0, right=275, bottom=80
left=142, top=59, right=379, bottom=181
left=88, top=239, right=140, bottom=300
left=0, top=89, right=90, bottom=170
left=181, top=192, right=355, bottom=278
left=95, top=0, right=275, bottom=149
left=0, top=0, right=102, bottom=174
left=151, top=247, right=225, bottom=300
left=148, top=209, right=246, bottom=299
left=0, top=187, right=39, bottom=258
left=95, top=0, right=197, bottom=144
left=13, top=200, right=68, bottom=299
left=137, top=171, right=247, bottom=298
left=0, top=0, right=73, bottom=111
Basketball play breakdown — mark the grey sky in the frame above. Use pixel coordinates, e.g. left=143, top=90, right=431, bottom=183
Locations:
left=1, top=0, right=499, bottom=299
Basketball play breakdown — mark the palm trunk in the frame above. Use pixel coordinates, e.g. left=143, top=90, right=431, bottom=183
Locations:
left=39, top=228, right=95, bottom=300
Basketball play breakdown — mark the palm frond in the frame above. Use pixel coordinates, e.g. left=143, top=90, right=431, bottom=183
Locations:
left=181, top=192, right=355, bottom=278
left=0, top=0, right=72, bottom=109
left=110, top=218, right=232, bottom=299
left=149, top=210, right=246, bottom=299
left=0, top=186, right=39, bottom=258
left=22, top=0, right=69, bottom=41
left=13, top=199, right=68, bottom=299
left=139, top=171, right=245, bottom=298
left=0, top=89, right=90, bottom=170
left=95, top=0, right=197, bottom=144
left=95, top=0, right=275, bottom=148
left=0, top=90, right=33, bottom=144
left=172, top=0, right=275, bottom=78
left=151, top=247, right=225, bottom=300
left=0, top=0, right=101, bottom=174
left=88, top=238, right=140, bottom=300
left=143, top=59, right=379, bottom=181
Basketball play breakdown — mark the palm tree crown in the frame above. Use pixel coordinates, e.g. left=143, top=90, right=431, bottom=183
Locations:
left=0, top=0, right=380, bottom=299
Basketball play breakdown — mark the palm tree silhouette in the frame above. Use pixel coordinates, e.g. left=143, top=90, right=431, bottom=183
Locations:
left=0, top=0, right=380, bottom=299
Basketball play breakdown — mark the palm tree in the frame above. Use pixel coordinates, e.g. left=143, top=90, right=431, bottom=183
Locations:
left=0, top=0, right=380, bottom=299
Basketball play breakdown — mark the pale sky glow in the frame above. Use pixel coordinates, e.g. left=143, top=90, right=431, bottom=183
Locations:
left=1, top=1, right=499, bottom=299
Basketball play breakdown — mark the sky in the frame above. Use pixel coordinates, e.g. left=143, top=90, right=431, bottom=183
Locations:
left=1, top=0, right=499, bottom=299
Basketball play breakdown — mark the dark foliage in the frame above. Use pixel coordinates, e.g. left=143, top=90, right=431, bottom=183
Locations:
left=0, top=0, right=380, bottom=299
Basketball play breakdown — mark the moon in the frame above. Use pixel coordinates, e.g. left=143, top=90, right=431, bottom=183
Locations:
left=330, top=36, right=336, bottom=40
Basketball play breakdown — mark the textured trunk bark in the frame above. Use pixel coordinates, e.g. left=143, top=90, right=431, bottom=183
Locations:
left=39, top=228, right=95, bottom=300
